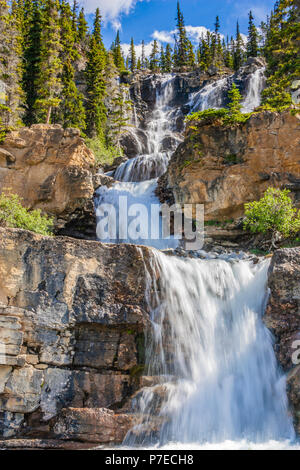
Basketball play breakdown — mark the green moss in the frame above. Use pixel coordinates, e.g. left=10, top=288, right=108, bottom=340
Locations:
left=129, top=364, right=145, bottom=378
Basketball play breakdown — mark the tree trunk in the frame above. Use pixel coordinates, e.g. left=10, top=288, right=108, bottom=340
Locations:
left=46, top=106, right=52, bottom=125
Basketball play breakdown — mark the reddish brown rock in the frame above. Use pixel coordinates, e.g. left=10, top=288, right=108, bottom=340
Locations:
left=0, top=125, right=97, bottom=238
left=161, top=110, right=300, bottom=220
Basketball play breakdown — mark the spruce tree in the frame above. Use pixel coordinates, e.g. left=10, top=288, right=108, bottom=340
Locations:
left=150, top=40, right=159, bottom=71
left=85, top=8, right=107, bottom=138
left=56, top=0, right=85, bottom=130
left=129, top=37, right=136, bottom=72
left=165, top=44, right=173, bottom=72
left=141, top=40, right=146, bottom=69
left=34, top=0, right=62, bottom=124
left=233, top=21, right=244, bottom=71
left=77, top=7, right=88, bottom=42
left=112, top=31, right=125, bottom=72
left=175, top=1, right=188, bottom=67
left=72, top=0, right=78, bottom=34
left=262, top=0, right=300, bottom=111
left=160, top=45, right=166, bottom=71
left=0, top=0, right=23, bottom=128
left=247, top=11, right=259, bottom=57
left=108, top=83, right=132, bottom=151
left=22, top=0, right=42, bottom=125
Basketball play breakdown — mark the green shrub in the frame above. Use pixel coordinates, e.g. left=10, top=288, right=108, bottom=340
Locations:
left=243, top=188, right=300, bottom=248
left=0, top=193, right=53, bottom=236
left=85, top=136, right=122, bottom=167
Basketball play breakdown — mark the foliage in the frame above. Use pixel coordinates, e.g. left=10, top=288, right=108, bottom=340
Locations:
left=0, top=192, right=53, bottom=235
left=85, top=136, right=122, bottom=167
left=243, top=188, right=300, bottom=247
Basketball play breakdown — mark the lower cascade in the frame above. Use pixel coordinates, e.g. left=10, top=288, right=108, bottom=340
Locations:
left=125, top=252, right=295, bottom=447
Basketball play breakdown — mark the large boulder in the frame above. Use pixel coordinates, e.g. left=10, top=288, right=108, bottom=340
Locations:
left=0, top=124, right=96, bottom=239
left=161, top=110, right=300, bottom=220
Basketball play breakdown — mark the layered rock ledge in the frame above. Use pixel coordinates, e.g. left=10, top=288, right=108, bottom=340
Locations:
left=0, top=228, right=151, bottom=445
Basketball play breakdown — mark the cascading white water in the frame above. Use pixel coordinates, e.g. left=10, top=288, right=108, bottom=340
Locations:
left=114, top=75, right=182, bottom=182
left=242, top=67, right=266, bottom=113
left=94, top=69, right=298, bottom=449
left=189, top=67, right=266, bottom=114
left=125, top=252, right=295, bottom=447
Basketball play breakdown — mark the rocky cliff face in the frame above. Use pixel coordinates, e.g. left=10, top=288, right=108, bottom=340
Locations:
left=160, top=110, right=300, bottom=220
left=265, top=248, right=300, bottom=435
left=0, top=228, right=152, bottom=445
left=0, top=125, right=97, bottom=239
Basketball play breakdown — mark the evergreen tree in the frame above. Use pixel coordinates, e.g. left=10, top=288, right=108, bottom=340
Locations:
left=262, top=0, right=300, bottom=110
left=72, top=0, right=78, bottom=34
left=150, top=40, right=159, bottom=71
left=56, top=0, right=85, bottom=129
left=247, top=11, right=259, bottom=57
left=0, top=0, right=23, bottom=128
left=77, top=7, right=88, bottom=42
left=160, top=45, right=166, bottom=71
left=112, top=30, right=125, bottom=72
left=186, top=40, right=196, bottom=68
left=129, top=37, right=136, bottom=72
left=175, top=1, right=188, bottom=67
left=34, top=0, right=62, bottom=124
left=165, top=44, right=173, bottom=72
left=22, top=0, right=42, bottom=125
left=108, top=83, right=132, bottom=151
left=228, top=82, right=243, bottom=118
left=233, top=21, right=244, bottom=71
left=85, top=8, right=107, bottom=137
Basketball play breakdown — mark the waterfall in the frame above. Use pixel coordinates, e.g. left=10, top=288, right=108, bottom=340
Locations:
left=114, top=75, right=182, bottom=182
left=242, top=67, right=266, bottom=113
left=188, top=77, right=229, bottom=112
left=125, top=252, right=295, bottom=447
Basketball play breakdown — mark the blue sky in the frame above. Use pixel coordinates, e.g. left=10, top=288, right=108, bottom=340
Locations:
left=79, top=0, right=276, bottom=55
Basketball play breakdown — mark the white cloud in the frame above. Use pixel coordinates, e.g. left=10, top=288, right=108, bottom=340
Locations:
left=122, top=41, right=156, bottom=59
left=152, top=25, right=216, bottom=46
left=80, top=0, right=144, bottom=28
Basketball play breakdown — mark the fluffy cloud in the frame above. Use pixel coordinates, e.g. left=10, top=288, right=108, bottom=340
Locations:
left=81, top=0, right=144, bottom=29
left=152, top=25, right=215, bottom=45
left=121, top=41, right=155, bottom=59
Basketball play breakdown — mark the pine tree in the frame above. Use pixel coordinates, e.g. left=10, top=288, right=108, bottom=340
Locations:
left=112, top=30, right=125, bottom=72
left=165, top=44, right=173, bottom=72
left=233, top=21, right=244, bottom=71
left=247, top=11, right=259, bottom=57
left=175, top=1, right=188, bottom=67
left=77, top=7, right=88, bottom=42
left=228, top=82, right=243, bottom=118
left=150, top=39, right=159, bottom=71
left=56, top=0, right=85, bottom=129
left=262, top=0, right=300, bottom=111
left=85, top=8, right=107, bottom=138
left=72, top=0, right=78, bottom=34
left=0, top=0, right=23, bottom=128
left=160, top=46, right=166, bottom=71
left=186, top=40, right=195, bottom=68
left=129, top=37, right=136, bottom=72
left=22, top=0, right=42, bottom=125
left=34, top=0, right=62, bottom=124
left=108, top=83, right=132, bottom=151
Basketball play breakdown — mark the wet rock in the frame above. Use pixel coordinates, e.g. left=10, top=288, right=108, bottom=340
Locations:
left=265, top=248, right=300, bottom=435
left=52, top=408, right=136, bottom=443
